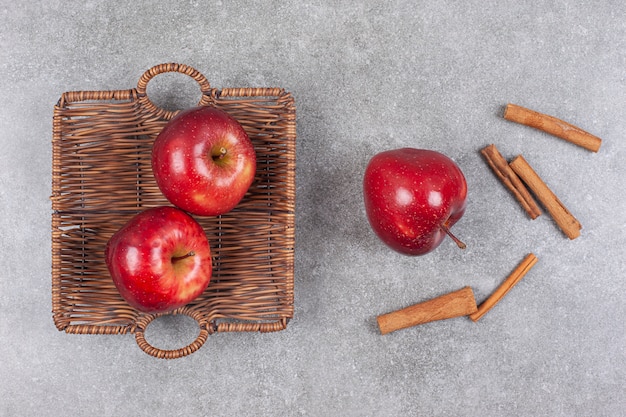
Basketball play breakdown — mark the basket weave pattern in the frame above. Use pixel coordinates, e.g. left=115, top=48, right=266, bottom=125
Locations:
left=51, top=63, right=296, bottom=358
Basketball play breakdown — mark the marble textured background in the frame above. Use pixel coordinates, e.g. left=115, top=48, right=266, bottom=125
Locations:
left=1, top=1, right=624, bottom=416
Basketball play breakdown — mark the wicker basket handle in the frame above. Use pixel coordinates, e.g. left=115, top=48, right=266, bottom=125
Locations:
left=134, top=306, right=210, bottom=359
left=136, top=63, right=213, bottom=120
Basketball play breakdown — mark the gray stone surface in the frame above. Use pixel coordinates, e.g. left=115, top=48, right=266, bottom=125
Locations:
left=1, top=1, right=624, bottom=416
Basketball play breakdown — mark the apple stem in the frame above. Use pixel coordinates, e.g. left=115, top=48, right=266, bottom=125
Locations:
left=440, top=225, right=466, bottom=250
left=217, top=147, right=227, bottom=159
left=172, top=251, right=195, bottom=263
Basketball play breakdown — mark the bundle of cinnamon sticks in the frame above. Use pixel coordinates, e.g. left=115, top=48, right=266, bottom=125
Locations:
left=481, top=144, right=582, bottom=239
left=377, top=253, right=538, bottom=334
left=481, top=103, right=601, bottom=240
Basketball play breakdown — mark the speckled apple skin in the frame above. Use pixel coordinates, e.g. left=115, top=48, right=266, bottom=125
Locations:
left=363, top=148, right=467, bottom=256
left=151, top=106, right=257, bottom=217
left=105, top=206, right=213, bottom=313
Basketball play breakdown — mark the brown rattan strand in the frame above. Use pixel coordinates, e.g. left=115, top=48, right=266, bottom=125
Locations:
left=136, top=62, right=213, bottom=121
left=52, top=63, right=295, bottom=358
left=215, top=319, right=289, bottom=333
left=133, top=306, right=210, bottom=359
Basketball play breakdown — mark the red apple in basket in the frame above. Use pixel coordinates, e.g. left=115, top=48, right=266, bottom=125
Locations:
left=152, top=106, right=257, bottom=216
left=363, top=148, right=468, bottom=256
left=105, top=206, right=213, bottom=313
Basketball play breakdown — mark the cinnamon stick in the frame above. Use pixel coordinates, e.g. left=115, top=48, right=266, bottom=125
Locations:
left=504, top=103, right=602, bottom=152
left=377, top=287, right=477, bottom=335
left=509, top=155, right=582, bottom=239
left=480, top=144, right=542, bottom=219
left=469, top=253, right=538, bottom=322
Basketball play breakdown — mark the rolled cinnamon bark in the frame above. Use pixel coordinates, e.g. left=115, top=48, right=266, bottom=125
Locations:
left=377, top=287, right=477, bottom=335
left=510, top=155, right=582, bottom=239
left=470, top=253, right=538, bottom=322
left=504, top=104, right=602, bottom=152
left=481, top=144, right=542, bottom=219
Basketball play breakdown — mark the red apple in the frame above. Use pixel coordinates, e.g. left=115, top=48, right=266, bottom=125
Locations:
left=151, top=106, right=257, bottom=216
left=363, top=148, right=468, bottom=256
left=105, top=206, right=213, bottom=313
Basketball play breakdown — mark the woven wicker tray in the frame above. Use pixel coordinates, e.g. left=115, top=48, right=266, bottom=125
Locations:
left=51, top=63, right=296, bottom=359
